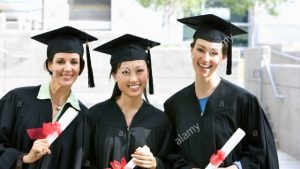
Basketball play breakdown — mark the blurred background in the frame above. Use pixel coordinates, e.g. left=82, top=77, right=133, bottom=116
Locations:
left=1, top=0, right=300, bottom=168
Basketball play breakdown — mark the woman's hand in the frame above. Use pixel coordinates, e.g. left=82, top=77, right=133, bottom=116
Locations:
left=131, top=148, right=157, bottom=169
left=23, top=139, right=51, bottom=163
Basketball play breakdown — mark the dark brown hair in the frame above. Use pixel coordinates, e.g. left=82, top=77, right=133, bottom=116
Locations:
left=44, top=54, right=85, bottom=75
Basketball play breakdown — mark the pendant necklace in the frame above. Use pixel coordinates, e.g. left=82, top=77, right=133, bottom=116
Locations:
left=56, top=105, right=62, bottom=111
left=52, top=99, right=63, bottom=111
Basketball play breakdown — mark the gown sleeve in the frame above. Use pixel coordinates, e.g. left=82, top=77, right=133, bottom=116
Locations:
left=0, top=91, right=24, bottom=169
left=238, top=96, right=279, bottom=169
left=163, top=100, right=197, bottom=169
left=154, top=117, right=173, bottom=169
left=82, top=113, right=98, bottom=169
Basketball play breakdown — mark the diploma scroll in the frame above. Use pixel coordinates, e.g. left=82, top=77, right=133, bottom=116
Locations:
left=125, top=145, right=150, bottom=169
left=27, top=107, right=79, bottom=145
left=47, top=107, right=78, bottom=145
left=205, top=128, right=245, bottom=169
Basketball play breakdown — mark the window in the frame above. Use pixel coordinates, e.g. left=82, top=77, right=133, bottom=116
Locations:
left=68, top=0, right=111, bottom=30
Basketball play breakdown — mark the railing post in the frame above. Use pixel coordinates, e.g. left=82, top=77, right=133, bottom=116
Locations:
left=260, top=64, right=264, bottom=103
left=260, top=46, right=271, bottom=103
left=262, top=46, right=284, bottom=99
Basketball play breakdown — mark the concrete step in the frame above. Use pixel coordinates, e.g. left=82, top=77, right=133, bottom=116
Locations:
left=263, top=104, right=280, bottom=148
left=278, top=150, right=300, bottom=169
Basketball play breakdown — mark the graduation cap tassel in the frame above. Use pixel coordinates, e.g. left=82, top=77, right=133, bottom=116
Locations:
left=147, top=49, right=154, bottom=94
left=143, top=90, right=150, bottom=103
left=226, top=33, right=232, bottom=75
left=226, top=39, right=232, bottom=75
left=86, top=42, right=95, bottom=87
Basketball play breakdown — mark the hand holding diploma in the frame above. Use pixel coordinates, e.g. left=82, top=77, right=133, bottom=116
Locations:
left=26, top=107, right=78, bottom=145
left=24, top=108, right=78, bottom=163
left=107, top=145, right=156, bottom=169
left=127, top=145, right=157, bottom=169
left=205, top=128, right=245, bottom=169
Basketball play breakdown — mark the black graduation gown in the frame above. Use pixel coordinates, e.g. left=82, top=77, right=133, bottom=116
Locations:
left=83, top=98, right=172, bottom=169
left=0, top=86, right=87, bottom=169
left=164, top=79, right=279, bottom=169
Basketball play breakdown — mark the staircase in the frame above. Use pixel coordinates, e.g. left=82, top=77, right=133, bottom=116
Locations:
left=261, top=103, right=279, bottom=148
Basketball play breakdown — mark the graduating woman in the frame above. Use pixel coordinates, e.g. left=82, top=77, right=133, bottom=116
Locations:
left=84, top=34, right=172, bottom=169
left=0, top=26, right=97, bottom=169
left=164, top=14, right=279, bottom=169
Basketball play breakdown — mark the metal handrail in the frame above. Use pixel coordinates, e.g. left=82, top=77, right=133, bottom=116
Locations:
left=265, top=64, right=284, bottom=99
left=0, top=47, right=30, bottom=59
left=263, top=49, right=300, bottom=99
left=270, top=64, right=300, bottom=68
left=0, top=47, right=19, bottom=58
left=266, top=62, right=300, bottom=99
left=271, top=50, right=300, bottom=62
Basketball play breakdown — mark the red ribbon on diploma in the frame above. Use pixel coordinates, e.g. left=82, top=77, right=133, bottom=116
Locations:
left=210, top=150, right=225, bottom=165
left=108, top=157, right=127, bottom=169
left=27, top=122, right=61, bottom=140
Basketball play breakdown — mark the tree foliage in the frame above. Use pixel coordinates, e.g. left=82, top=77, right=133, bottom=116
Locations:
left=135, top=0, right=290, bottom=45
left=207, top=0, right=289, bottom=15
left=136, top=0, right=289, bottom=15
left=136, top=0, right=206, bottom=15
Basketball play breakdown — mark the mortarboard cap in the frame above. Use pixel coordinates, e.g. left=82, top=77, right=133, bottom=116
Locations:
left=94, top=34, right=160, bottom=94
left=177, top=14, right=247, bottom=75
left=31, top=26, right=98, bottom=87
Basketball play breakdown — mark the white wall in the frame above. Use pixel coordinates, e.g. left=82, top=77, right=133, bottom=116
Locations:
left=244, top=46, right=300, bottom=160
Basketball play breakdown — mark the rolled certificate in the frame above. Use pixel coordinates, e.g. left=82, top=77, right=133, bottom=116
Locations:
left=125, top=145, right=150, bottom=169
left=48, top=107, right=78, bottom=145
left=205, top=128, right=245, bottom=169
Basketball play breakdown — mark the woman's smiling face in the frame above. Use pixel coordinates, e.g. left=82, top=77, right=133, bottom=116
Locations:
left=48, top=52, right=81, bottom=87
left=114, top=60, right=148, bottom=98
left=191, top=38, right=224, bottom=78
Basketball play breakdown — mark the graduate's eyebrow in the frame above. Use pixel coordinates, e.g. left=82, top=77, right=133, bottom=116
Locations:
left=119, top=64, right=146, bottom=70
left=135, top=65, right=147, bottom=69
left=196, top=44, right=220, bottom=52
left=196, top=44, right=206, bottom=49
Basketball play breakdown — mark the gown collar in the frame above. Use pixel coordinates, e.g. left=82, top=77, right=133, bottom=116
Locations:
left=37, top=82, right=81, bottom=112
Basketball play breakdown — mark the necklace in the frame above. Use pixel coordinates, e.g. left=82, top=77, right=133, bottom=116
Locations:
left=50, top=86, right=69, bottom=111
left=56, top=105, right=62, bottom=111
left=51, top=99, right=63, bottom=111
